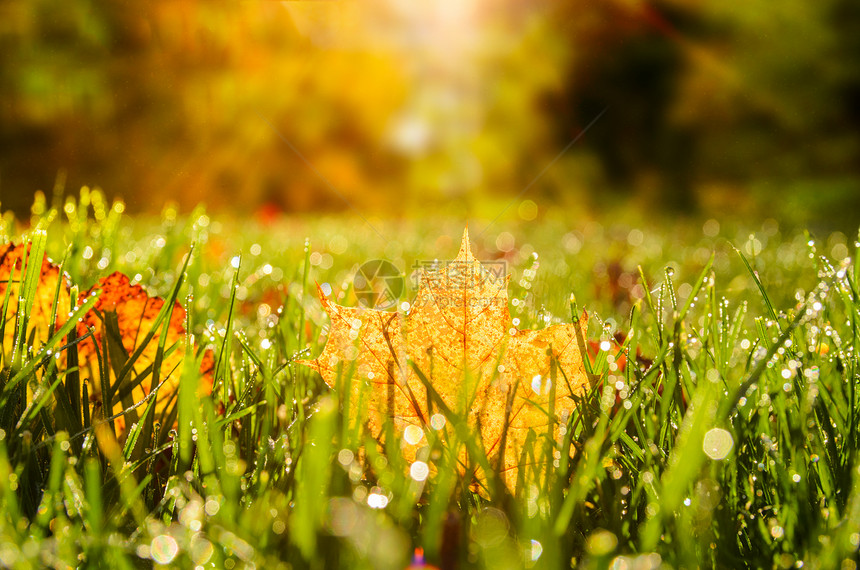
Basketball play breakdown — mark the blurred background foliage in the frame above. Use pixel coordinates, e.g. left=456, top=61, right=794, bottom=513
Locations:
left=1, top=0, right=859, bottom=230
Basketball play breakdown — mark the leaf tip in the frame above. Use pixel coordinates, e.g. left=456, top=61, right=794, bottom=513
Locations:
left=458, top=227, right=472, bottom=260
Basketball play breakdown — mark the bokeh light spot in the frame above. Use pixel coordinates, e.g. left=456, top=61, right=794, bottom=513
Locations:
left=150, top=535, right=179, bottom=565
left=703, top=428, right=734, bottom=460
left=410, top=461, right=429, bottom=482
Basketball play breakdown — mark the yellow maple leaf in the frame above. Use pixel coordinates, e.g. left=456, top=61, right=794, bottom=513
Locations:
left=300, top=228, right=592, bottom=490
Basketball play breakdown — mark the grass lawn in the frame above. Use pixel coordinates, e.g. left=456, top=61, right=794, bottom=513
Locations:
left=1, top=191, right=859, bottom=569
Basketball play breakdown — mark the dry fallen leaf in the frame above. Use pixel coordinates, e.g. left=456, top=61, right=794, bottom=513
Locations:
left=77, top=271, right=214, bottom=428
left=0, top=242, right=213, bottom=430
left=0, top=241, right=71, bottom=356
left=300, top=228, right=592, bottom=490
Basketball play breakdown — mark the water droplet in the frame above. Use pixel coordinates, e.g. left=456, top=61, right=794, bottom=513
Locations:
left=528, top=540, right=543, bottom=561
left=150, top=535, right=179, bottom=565
left=404, top=425, right=424, bottom=445
left=703, top=428, right=734, bottom=460
left=366, top=490, right=389, bottom=509
left=410, top=461, right=429, bottom=482
left=337, top=449, right=354, bottom=466
left=430, top=414, right=446, bottom=430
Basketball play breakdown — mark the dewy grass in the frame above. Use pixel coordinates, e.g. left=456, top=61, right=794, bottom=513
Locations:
left=1, top=190, right=860, bottom=568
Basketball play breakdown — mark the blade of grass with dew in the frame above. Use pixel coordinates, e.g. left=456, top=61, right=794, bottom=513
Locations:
left=12, top=228, right=47, bottom=367
left=31, top=431, right=68, bottom=537
left=84, top=458, right=104, bottom=539
left=215, top=255, right=241, bottom=405
left=553, top=388, right=612, bottom=536
left=291, top=394, right=336, bottom=560
left=0, top=260, right=16, bottom=367
left=133, top=247, right=195, bottom=456
left=0, top=291, right=101, bottom=411
left=297, top=238, right=311, bottom=355
left=409, top=360, right=498, bottom=499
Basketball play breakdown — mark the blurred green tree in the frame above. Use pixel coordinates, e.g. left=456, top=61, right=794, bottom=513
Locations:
left=541, top=0, right=860, bottom=225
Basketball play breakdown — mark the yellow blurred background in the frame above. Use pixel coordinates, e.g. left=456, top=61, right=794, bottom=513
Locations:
left=1, top=0, right=859, bottom=229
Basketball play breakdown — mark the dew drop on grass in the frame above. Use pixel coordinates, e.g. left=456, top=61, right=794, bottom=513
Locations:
left=527, top=540, right=543, bottom=562
left=587, top=530, right=618, bottom=556
left=367, top=490, right=389, bottom=509
left=204, top=499, right=220, bottom=516
left=338, top=449, right=354, bottom=466
left=410, top=461, right=429, bottom=482
left=150, top=535, right=179, bottom=565
left=272, top=519, right=286, bottom=535
left=404, top=425, right=424, bottom=445
left=703, top=428, right=734, bottom=460
left=430, top=413, right=446, bottom=430
left=531, top=375, right=546, bottom=395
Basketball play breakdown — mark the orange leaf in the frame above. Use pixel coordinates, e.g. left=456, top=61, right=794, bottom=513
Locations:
left=0, top=242, right=213, bottom=431
left=77, top=271, right=214, bottom=429
left=300, top=229, right=592, bottom=490
left=0, top=242, right=71, bottom=356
